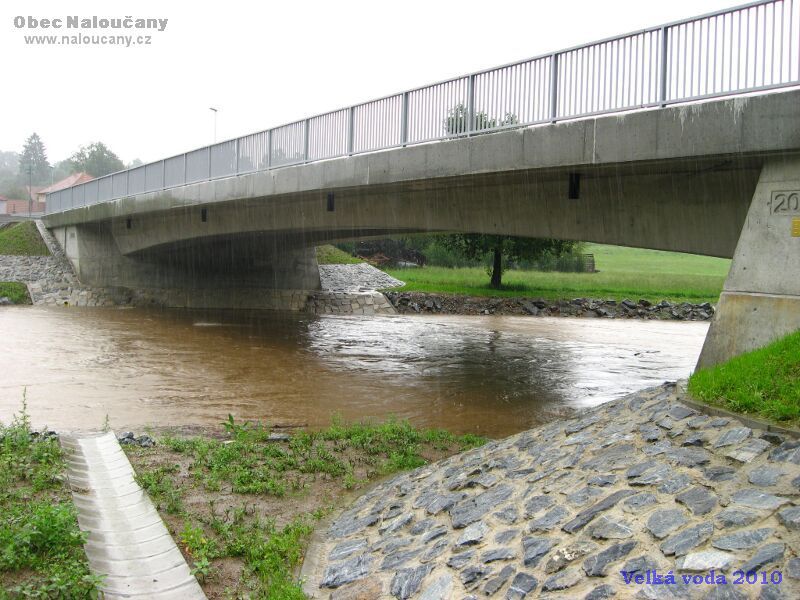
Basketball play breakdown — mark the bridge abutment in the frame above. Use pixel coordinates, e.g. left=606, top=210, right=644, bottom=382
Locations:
left=697, top=155, right=800, bottom=368
left=50, top=221, right=322, bottom=309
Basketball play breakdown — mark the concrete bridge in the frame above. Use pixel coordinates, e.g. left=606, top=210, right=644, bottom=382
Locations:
left=43, top=0, right=800, bottom=368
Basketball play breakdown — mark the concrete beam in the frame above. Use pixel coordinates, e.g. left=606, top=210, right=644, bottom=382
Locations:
left=44, top=89, right=800, bottom=235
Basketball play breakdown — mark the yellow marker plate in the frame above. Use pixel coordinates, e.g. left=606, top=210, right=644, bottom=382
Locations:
left=793, top=218, right=800, bottom=237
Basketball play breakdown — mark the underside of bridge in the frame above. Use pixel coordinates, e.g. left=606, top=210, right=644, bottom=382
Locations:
left=45, top=90, right=800, bottom=369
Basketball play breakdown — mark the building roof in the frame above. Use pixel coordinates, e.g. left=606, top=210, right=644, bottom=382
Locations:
left=38, top=172, right=94, bottom=195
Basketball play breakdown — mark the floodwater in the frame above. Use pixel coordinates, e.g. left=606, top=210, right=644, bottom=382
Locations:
left=0, top=307, right=707, bottom=437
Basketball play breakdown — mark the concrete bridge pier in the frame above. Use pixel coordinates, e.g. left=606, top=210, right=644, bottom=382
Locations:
left=50, top=220, right=322, bottom=309
left=697, top=155, right=800, bottom=368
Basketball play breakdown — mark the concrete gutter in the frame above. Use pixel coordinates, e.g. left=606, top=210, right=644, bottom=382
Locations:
left=60, top=431, right=206, bottom=599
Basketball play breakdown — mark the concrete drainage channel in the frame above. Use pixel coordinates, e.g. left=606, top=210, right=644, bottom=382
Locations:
left=60, top=432, right=206, bottom=599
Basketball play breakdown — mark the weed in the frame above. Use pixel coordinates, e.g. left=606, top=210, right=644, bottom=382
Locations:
left=134, top=465, right=184, bottom=514
left=0, top=400, right=100, bottom=597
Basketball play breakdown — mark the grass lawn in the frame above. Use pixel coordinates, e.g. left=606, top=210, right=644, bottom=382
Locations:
left=385, top=244, right=730, bottom=304
left=0, top=282, right=30, bottom=304
left=315, top=245, right=362, bottom=265
left=688, top=330, right=800, bottom=426
left=125, top=417, right=484, bottom=598
left=0, top=402, right=101, bottom=598
left=0, top=222, right=50, bottom=256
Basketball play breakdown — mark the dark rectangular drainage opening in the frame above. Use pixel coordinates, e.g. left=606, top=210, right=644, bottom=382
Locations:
left=126, top=218, right=132, bottom=230
left=201, top=208, right=207, bottom=222
left=327, top=192, right=335, bottom=212
left=568, top=173, right=581, bottom=200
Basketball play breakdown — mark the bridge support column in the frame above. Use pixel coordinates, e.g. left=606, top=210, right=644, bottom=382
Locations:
left=48, top=221, right=322, bottom=309
left=697, top=155, right=800, bottom=369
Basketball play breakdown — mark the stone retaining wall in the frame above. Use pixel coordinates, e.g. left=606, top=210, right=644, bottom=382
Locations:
left=0, top=254, right=128, bottom=307
left=308, top=291, right=396, bottom=315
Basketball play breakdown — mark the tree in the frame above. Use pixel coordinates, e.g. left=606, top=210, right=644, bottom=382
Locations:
left=18, top=133, right=51, bottom=185
left=440, top=105, right=573, bottom=288
left=439, top=235, right=575, bottom=288
left=66, top=142, right=124, bottom=177
left=443, top=103, right=518, bottom=135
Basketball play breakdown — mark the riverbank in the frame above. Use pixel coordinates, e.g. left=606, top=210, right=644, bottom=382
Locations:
left=6, top=373, right=798, bottom=598
left=383, top=245, right=727, bottom=306
left=305, top=382, right=800, bottom=599
left=120, top=419, right=485, bottom=598
left=385, top=291, right=715, bottom=321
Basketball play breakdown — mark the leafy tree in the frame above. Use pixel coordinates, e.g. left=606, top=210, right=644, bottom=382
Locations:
left=440, top=105, right=573, bottom=288
left=18, top=133, right=51, bottom=185
left=443, top=103, right=518, bottom=135
left=0, top=182, right=28, bottom=200
left=50, top=160, right=73, bottom=183
left=66, top=142, right=124, bottom=177
left=0, top=150, right=19, bottom=174
left=439, top=235, right=575, bottom=288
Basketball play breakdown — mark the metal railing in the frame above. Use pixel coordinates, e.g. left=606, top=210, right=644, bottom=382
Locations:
left=46, top=0, right=800, bottom=214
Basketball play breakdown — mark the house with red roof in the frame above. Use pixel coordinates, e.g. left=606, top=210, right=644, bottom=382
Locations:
left=37, top=172, right=94, bottom=206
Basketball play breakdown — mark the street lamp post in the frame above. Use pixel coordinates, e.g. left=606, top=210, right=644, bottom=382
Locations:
left=28, top=164, right=32, bottom=218
left=209, top=107, right=218, bottom=143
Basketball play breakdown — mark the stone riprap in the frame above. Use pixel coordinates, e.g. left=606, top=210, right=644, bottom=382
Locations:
left=319, top=263, right=404, bottom=292
left=305, top=384, right=800, bottom=599
left=386, top=292, right=715, bottom=321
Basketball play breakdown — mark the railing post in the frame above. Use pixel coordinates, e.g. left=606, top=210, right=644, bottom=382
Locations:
left=466, top=74, right=475, bottom=134
left=660, top=25, right=669, bottom=106
left=303, top=118, right=310, bottom=162
left=550, top=53, right=559, bottom=122
left=234, top=138, right=239, bottom=174
left=401, top=92, right=409, bottom=146
left=267, top=130, right=272, bottom=169
left=347, top=106, right=355, bottom=155
left=208, top=147, right=212, bottom=180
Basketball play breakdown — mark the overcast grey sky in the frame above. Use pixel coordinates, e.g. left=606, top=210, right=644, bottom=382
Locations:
left=2, top=0, right=751, bottom=165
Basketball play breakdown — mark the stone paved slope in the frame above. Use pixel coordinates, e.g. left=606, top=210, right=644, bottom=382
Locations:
left=319, top=263, right=404, bottom=292
left=306, top=384, right=800, bottom=599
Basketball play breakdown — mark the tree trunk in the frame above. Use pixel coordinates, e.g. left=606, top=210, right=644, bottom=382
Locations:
left=490, top=246, right=503, bottom=289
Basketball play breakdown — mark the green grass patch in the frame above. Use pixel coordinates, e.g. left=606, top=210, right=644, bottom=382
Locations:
left=315, top=245, right=361, bottom=265
left=0, top=283, right=30, bottom=305
left=159, top=416, right=484, bottom=499
left=126, top=416, right=485, bottom=597
left=0, top=398, right=102, bottom=598
left=385, top=265, right=724, bottom=304
left=0, top=222, right=50, bottom=256
left=384, top=243, right=730, bottom=304
left=689, top=330, right=800, bottom=426
left=584, top=243, right=731, bottom=277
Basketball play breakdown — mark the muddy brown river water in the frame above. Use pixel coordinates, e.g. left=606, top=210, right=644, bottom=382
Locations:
left=0, top=307, right=708, bottom=437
